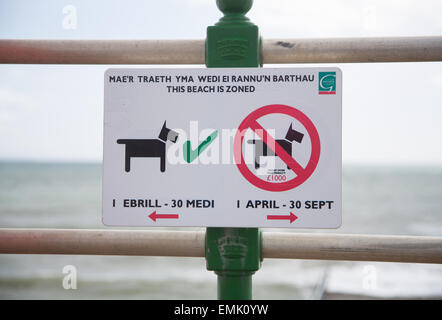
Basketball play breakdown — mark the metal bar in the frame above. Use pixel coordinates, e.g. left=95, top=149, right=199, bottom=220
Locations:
left=0, top=228, right=205, bottom=257
left=262, top=232, right=442, bottom=264
left=262, top=36, right=442, bottom=63
left=1, top=229, right=442, bottom=264
left=0, top=39, right=205, bottom=65
left=0, top=36, right=441, bottom=65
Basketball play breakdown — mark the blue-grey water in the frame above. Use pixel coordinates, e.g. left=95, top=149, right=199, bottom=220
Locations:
left=0, top=162, right=441, bottom=299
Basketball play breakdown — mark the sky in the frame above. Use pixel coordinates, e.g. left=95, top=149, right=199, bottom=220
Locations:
left=0, top=0, right=442, bottom=165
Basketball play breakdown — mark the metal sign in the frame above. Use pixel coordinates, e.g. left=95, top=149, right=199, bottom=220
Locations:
left=102, top=67, right=342, bottom=228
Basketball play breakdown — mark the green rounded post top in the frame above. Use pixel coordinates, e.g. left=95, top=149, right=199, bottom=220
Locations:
left=216, top=0, right=253, bottom=15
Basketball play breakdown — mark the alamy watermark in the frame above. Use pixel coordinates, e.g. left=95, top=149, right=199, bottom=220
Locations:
left=62, top=265, right=77, bottom=290
left=362, top=265, right=377, bottom=291
left=363, top=5, right=377, bottom=31
left=62, top=5, right=77, bottom=30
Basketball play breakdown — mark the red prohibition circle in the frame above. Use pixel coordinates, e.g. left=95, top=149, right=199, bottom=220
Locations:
left=233, top=104, right=321, bottom=192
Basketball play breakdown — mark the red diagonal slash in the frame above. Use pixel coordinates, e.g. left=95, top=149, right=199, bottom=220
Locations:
left=248, top=120, right=305, bottom=177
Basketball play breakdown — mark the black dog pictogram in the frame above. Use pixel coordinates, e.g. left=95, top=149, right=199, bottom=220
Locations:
left=117, top=121, right=179, bottom=173
left=248, top=124, right=304, bottom=169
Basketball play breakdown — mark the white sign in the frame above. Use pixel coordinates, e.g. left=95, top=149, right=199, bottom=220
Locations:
left=102, top=67, right=342, bottom=228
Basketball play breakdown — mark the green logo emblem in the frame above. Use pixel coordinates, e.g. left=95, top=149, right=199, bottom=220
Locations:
left=318, top=72, right=336, bottom=94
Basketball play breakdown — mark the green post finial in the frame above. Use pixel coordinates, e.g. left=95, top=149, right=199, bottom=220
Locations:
left=206, top=0, right=261, bottom=67
left=216, top=0, right=253, bottom=15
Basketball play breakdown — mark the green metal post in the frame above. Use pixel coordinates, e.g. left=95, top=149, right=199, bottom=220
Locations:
left=205, top=0, right=262, bottom=300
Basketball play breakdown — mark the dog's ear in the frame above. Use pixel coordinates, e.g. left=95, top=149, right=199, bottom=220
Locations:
left=285, top=123, right=304, bottom=143
left=158, top=120, right=169, bottom=142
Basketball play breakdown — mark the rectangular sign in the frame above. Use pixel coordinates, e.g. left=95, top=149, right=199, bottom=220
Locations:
left=102, top=67, right=342, bottom=228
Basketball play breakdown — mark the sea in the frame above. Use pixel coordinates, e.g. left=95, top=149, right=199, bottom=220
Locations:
left=0, top=162, right=441, bottom=299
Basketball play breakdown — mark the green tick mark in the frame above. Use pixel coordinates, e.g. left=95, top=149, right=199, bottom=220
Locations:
left=183, top=130, right=218, bottom=163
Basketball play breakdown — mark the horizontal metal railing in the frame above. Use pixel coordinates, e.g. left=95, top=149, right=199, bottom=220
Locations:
left=0, top=36, right=441, bottom=64
left=1, top=229, right=441, bottom=264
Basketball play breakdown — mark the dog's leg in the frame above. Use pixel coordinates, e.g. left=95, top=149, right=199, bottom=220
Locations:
left=254, top=141, right=263, bottom=170
left=160, top=155, right=166, bottom=172
left=125, top=155, right=131, bottom=172
left=255, top=156, right=260, bottom=169
left=286, top=145, right=292, bottom=170
left=161, top=143, right=167, bottom=172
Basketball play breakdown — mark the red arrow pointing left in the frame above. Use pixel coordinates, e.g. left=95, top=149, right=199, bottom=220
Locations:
left=149, top=211, right=179, bottom=222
